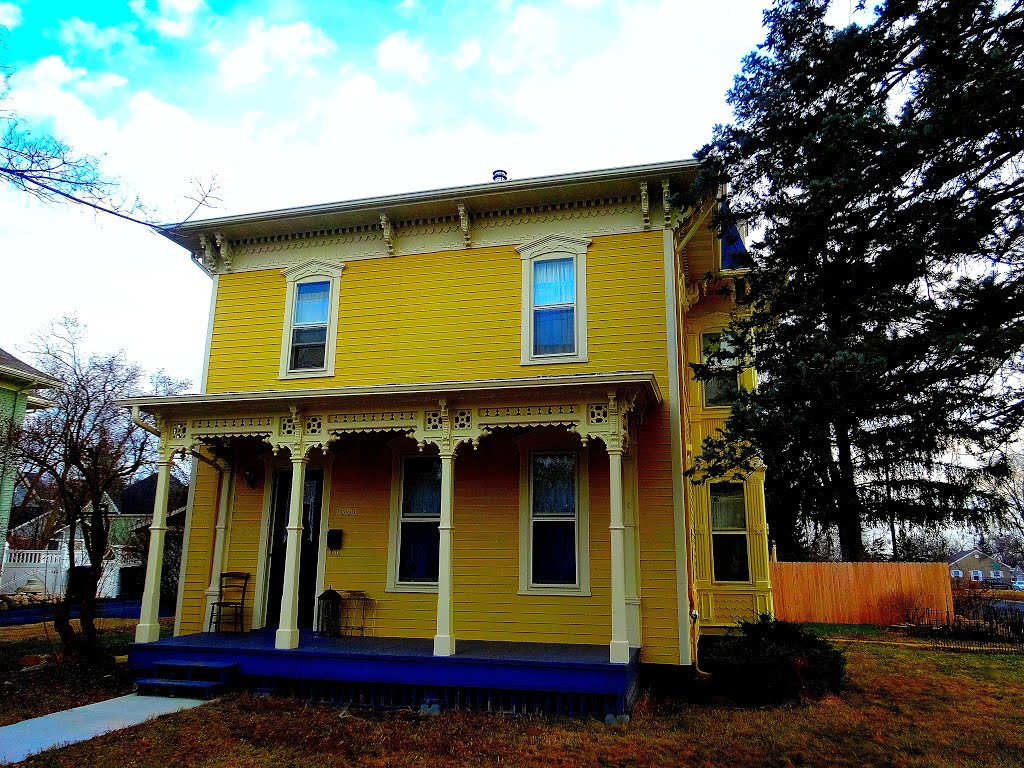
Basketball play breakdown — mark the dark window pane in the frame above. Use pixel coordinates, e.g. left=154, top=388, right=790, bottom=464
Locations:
left=399, top=521, right=440, bottom=582
left=711, top=484, right=746, bottom=529
left=290, top=341, right=326, bottom=370
left=532, top=520, right=576, bottom=585
left=534, top=307, right=575, bottom=355
left=402, top=456, right=442, bottom=518
left=292, top=326, right=327, bottom=345
left=712, top=534, right=749, bottom=582
left=532, top=454, right=576, bottom=517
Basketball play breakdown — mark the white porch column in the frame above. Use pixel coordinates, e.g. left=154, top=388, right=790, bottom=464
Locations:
left=136, top=455, right=173, bottom=643
left=608, top=447, right=631, bottom=663
left=433, top=449, right=456, bottom=657
left=203, top=465, right=233, bottom=630
left=275, top=451, right=308, bottom=650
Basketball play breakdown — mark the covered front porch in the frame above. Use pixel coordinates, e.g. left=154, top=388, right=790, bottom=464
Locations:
left=129, top=629, right=640, bottom=716
left=123, top=372, right=673, bottom=711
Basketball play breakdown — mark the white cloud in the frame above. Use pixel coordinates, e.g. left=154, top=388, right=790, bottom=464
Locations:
left=376, top=31, right=431, bottom=83
left=129, top=0, right=204, bottom=38
left=59, top=17, right=143, bottom=52
left=397, top=0, right=418, bottom=10
left=0, top=2, right=21, bottom=29
left=76, top=73, right=130, bottom=96
left=452, top=39, right=481, bottom=71
left=488, top=5, right=560, bottom=76
left=564, top=0, right=602, bottom=7
left=214, top=19, right=337, bottom=89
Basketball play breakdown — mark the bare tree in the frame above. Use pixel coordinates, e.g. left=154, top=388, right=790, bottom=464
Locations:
left=2, top=30, right=219, bottom=228
left=11, top=318, right=187, bottom=658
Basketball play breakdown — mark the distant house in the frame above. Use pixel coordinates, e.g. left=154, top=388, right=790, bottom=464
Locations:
left=2, top=474, right=186, bottom=597
left=0, top=348, right=59, bottom=563
left=948, top=548, right=1015, bottom=587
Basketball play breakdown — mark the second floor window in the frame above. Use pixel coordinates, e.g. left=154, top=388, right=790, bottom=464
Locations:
left=701, top=332, right=740, bottom=408
left=532, top=258, right=576, bottom=356
left=290, top=281, right=330, bottom=370
left=517, top=234, right=590, bottom=366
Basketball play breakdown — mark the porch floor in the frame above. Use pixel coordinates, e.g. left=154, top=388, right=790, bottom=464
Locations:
left=129, top=630, right=640, bottom=716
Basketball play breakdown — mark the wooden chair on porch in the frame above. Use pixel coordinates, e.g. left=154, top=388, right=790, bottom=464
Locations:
left=209, top=571, right=250, bottom=633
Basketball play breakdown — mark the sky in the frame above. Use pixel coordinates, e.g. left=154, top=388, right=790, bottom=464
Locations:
left=0, top=0, right=859, bottom=390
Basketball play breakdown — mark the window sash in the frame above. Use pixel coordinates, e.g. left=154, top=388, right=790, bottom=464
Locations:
left=294, top=281, right=330, bottom=326
left=702, top=332, right=739, bottom=407
left=532, top=258, right=576, bottom=356
left=397, top=456, right=442, bottom=584
left=529, top=452, right=578, bottom=587
left=710, top=483, right=749, bottom=582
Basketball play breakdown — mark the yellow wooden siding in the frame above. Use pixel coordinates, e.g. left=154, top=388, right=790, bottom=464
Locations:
left=222, top=466, right=267, bottom=630
left=205, top=232, right=669, bottom=393
left=635, top=408, right=682, bottom=664
left=321, top=437, right=436, bottom=638
left=177, top=460, right=219, bottom=634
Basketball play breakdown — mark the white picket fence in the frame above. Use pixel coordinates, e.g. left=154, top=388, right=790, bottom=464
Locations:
left=0, top=546, right=134, bottom=599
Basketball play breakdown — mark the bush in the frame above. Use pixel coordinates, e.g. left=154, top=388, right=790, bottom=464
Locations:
left=700, top=615, right=846, bottom=706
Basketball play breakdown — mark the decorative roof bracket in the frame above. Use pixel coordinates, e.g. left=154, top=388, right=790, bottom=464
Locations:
left=457, top=202, right=472, bottom=247
left=640, top=182, right=650, bottom=230
left=662, top=179, right=672, bottom=228
left=379, top=212, right=395, bottom=256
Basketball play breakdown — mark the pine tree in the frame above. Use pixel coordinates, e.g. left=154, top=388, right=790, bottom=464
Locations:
left=686, top=0, right=1024, bottom=560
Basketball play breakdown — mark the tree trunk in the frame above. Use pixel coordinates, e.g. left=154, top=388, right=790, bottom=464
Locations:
left=834, top=420, right=866, bottom=561
left=78, top=566, right=102, bottom=657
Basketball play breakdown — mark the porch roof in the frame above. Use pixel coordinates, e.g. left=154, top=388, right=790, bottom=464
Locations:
left=119, top=371, right=662, bottom=418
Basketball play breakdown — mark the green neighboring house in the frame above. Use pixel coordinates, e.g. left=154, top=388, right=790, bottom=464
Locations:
left=0, top=348, right=60, bottom=563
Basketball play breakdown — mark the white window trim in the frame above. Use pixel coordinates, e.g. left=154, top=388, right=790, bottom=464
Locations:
left=515, top=431, right=590, bottom=596
left=951, top=569, right=963, bottom=578
left=970, top=569, right=983, bottom=581
left=991, top=570, right=1003, bottom=578
left=386, top=441, right=439, bottom=594
left=517, top=234, right=590, bottom=366
left=279, top=259, right=344, bottom=379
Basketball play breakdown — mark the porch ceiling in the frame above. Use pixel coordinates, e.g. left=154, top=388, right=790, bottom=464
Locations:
left=119, top=371, right=662, bottom=420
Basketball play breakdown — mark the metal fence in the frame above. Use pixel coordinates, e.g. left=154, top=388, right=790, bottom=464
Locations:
left=905, top=604, right=1024, bottom=654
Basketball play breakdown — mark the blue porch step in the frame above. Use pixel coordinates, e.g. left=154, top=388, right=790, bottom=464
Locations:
left=136, top=678, right=224, bottom=699
left=136, top=659, right=239, bottom=700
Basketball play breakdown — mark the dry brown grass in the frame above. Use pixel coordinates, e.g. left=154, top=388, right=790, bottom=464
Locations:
left=0, top=618, right=173, bottom=727
left=11, top=629, right=1024, bottom=768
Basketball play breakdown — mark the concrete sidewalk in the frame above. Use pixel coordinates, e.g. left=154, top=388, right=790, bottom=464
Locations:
left=0, top=694, right=205, bottom=764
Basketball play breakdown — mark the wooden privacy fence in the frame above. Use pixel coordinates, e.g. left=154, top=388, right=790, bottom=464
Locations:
left=770, top=562, right=954, bottom=626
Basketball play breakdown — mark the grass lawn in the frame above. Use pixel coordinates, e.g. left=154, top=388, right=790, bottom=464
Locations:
left=0, top=618, right=172, bottom=727
left=9, top=626, right=1023, bottom=768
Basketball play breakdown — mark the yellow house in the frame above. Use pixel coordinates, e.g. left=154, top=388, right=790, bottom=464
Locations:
left=124, top=161, right=772, bottom=714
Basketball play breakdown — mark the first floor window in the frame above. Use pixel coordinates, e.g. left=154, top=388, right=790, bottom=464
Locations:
left=991, top=570, right=1004, bottom=579
left=529, top=452, right=578, bottom=586
left=970, top=570, right=983, bottom=581
left=711, top=483, right=749, bottom=582
left=951, top=570, right=963, bottom=578
left=397, top=456, right=441, bottom=583
left=290, top=280, right=330, bottom=370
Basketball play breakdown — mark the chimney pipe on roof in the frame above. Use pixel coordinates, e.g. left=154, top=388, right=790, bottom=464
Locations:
left=492, top=169, right=508, bottom=182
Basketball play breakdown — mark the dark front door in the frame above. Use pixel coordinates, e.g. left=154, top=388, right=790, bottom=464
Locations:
left=264, top=468, right=324, bottom=630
